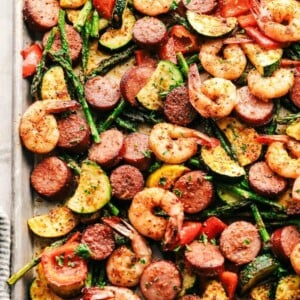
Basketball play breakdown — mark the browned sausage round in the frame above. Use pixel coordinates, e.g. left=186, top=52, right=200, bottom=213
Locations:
left=133, top=17, right=168, bottom=49
left=85, top=76, right=121, bottom=111
left=140, top=260, right=181, bottom=300
left=120, top=66, right=155, bottom=106
left=30, top=156, right=73, bottom=201
left=57, top=113, right=91, bottom=154
left=289, top=74, right=300, bottom=108
left=185, top=240, right=225, bottom=276
left=23, top=0, right=59, bottom=32
left=235, top=86, right=274, bottom=127
left=271, top=225, right=300, bottom=261
left=123, top=132, right=152, bottom=171
left=248, top=161, right=287, bottom=198
left=81, top=223, right=115, bottom=261
left=42, top=24, right=82, bottom=62
left=220, top=221, right=261, bottom=265
left=88, top=129, right=124, bottom=168
left=164, top=86, right=197, bottom=126
left=182, top=0, right=217, bottom=14
left=173, top=171, right=213, bottom=214
left=110, top=165, right=145, bottom=200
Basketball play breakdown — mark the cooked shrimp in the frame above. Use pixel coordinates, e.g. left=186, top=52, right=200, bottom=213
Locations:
left=252, top=0, right=300, bottom=42
left=266, top=141, right=300, bottom=178
left=102, top=217, right=152, bottom=287
left=19, top=100, right=79, bottom=154
left=81, top=286, right=141, bottom=300
left=247, top=68, right=294, bottom=101
left=199, top=39, right=247, bottom=80
left=133, top=0, right=173, bottom=16
left=149, top=122, right=219, bottom=164
left=188, top=63, right=237, bottom=119
left=128, top=187, right=184, bottom=251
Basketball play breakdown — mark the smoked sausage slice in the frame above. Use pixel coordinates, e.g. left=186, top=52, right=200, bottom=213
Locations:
left=182, top=0, right=217, bottom=14
left=30, top=156, right=73, bottom=201
left=220, top=221, right=261, bottom=265
left=23, top=0, right=59, bottom=32
left=57, top=113, right=91, bottom=154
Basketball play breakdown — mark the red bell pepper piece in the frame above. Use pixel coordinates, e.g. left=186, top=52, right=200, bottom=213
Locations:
left=220, top=0, right=250, bottom=17
left=200, top=216, right=227, bottom=240
left=179, top=221, right=202, bottom=245
left=21, top=43, right=43, bottom=78
left=219, top=271, right=239, bottom=300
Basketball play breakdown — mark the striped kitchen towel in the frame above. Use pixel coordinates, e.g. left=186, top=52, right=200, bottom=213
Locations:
left=0, top=208, right=10, bottom=300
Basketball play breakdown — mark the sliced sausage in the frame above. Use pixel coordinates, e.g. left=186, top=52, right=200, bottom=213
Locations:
left=289, top=74, right=300, bottom=108
left=271, top=225, right=300, bottom=261
left=133, top=17, right=168, bottom=49
left=164, top=85, right=197, bottom=126
left=173, top=171, right=213, bottom=214
left=81, top=223, right=115, bottom=261
left=290, top=242, right=300, bottom=275
left=88, top=129, right=124, bottom=168
left=30, top=156, right=73, bottom=201
left=133, top=0, right=173, bottom=16
left=235, top=86, right=274, bottom=127
left=110, top=165, right=144, bottom=200
left=182, top=0, right=217, bottom=14
left=184, top=240, right=225, bottom=276
left=23, top=0, right=59, bottom=32
left=85, top=76, right=121, bottom=111
left=220, top=221, right=261, bottom=265
left=120, top=66, right=155, bottom=106
left=42, top=24, right=82, bottom=63
left=123, top=132, right=152, bottom=171
left=57, top=113, right=91, bottom=153
left=248, top=161, right=287, bottom=198
left=140, top=260, right=181, bottom=300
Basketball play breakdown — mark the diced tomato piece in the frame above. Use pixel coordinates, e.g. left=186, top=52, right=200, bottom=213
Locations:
left=179, top=221, right=202, bottom=245
left=237, top=13, right=257, bottom=28
left=220, top=0, right=250, bottom=17
left=169, top=25, right=200, bottom=54
left=280, top=59, right=300, bottom=68
left=200, top=216, right=227, bottom=240
left=159, top=37, right=177, bottom=64
left=256, top=134, right=290, bottom=144
left=21, top=43, right=43, bottom=78
left=219, top=271, right=238, bottom=300
left=41, top=242, right=88, bottom=297
left=93, top=0, right=116, bottom=19
left=244, top=26, right=284, bottom=50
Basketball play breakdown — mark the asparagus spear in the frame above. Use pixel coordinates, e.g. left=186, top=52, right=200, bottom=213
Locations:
left=176, top=52, right=189, bottom=78
left=82, top=18, right=92, bottom=73
left=99, top=99, right=127, bottom=132
left=58, top=9, right=72, bottom=65
left=115, top=117, right=137, bottom=132
left=88, top=44, right=137, bottom=78
left=30, top=27, right=58, bottom=97
left=251, top=204, right=270, bottom=244
left=50, top=52, right=100, bottom=143
left=277, top=111, right=300, bottom=124
left=74, top=0, right=93, bottom=32
left=90, top=10, right=100, bottom=38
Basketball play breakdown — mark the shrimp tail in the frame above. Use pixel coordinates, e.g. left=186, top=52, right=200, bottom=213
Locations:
left=102, top=216, right=135, bottom=239
left=196, top=134, right=220, bottom=148
left=163, top=217, right=181, bottom=251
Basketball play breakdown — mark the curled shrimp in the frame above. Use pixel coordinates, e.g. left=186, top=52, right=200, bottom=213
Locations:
left=19, top=99, right=79, bottom=154
left=266, top=141, right=300, bottom=178
left=81, top=286, right=141, bottom=300
left=188, top=63, right=238, bottom=119
left=102, top=217, right=152, bottom=288
left=247, top=68, right=294, bottom=101
left=252, top=0, right=300, bottom=43
left=149, top=122, right=219, bottom=164
left=128, top=187, right=184, bottom=251
left=199, top=39, right=247, bottom=80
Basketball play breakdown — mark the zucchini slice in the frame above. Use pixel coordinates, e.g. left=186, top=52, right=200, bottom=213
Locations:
left=60, top=0, right=86, bottom=9
left=187, top=10, right=237, bottom=37
left=111, top=0, right=128, bottom=28
left=41, top=66, right=71, bottom=100
left=201, top=280, right=228, bottom=300
left=136, top=60, right=183, bottom=110
left=216, top=117, right=262, bottom=167
left=201, top=144, right=245, bottom=182
left=239, top=254, right=279, bottom=294
left=30, top=278, right=62, bottom=300
left=250, top=282, right=273, bottom=300
left=275, top=275, right=300, bottom=300
left=99, top=8, right=135, bottom=50
left=241, top=43, right=282, bottom=76
left=146, top=164, right=190, bottom=189
left=27, top=206, right=79, bottom=238
left=67, top=160, right=111, bottom=214
left=286, top=119, right=300, bottom=140
left=216, top=185, right=242, bottom=205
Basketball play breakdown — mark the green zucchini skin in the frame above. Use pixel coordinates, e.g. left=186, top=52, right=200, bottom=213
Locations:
left=239, top=254, right=279, bottom=294
left=111, top=0, right=128, bottom=28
